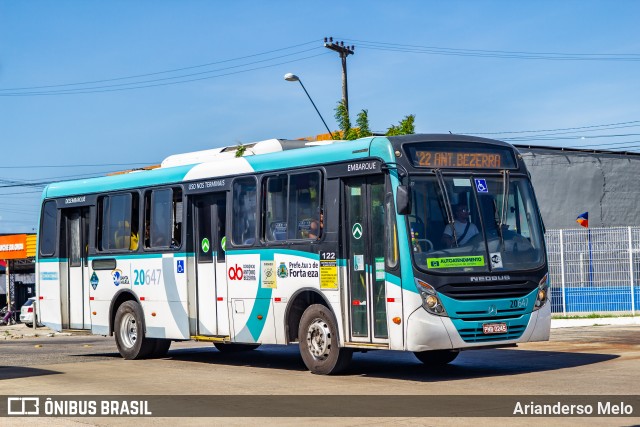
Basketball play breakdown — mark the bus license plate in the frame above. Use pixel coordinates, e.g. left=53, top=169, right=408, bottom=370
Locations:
left=483, top=323, right=507, bottom=334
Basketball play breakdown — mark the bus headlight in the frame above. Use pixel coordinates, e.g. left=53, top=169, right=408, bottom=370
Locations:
left=534, top=274, right=549, bottom=311
left=415, top=279, right=448, bottom=316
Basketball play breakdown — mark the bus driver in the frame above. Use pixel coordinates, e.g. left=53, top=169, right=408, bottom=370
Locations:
left=442, top=203, right=479, bottom=247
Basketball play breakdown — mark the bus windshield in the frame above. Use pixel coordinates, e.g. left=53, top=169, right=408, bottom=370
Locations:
left=408, top=174, right=545, bottom=273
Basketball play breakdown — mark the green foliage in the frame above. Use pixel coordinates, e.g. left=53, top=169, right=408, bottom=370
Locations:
left=333, top=100, right=356, bottom=140
left=234, top=144, right=247, bottom=158
left=385, top=114, right=415, bottom=136
left=356, top=109, right=372, bottom=138
left=333, top=100, right=414, bottom=140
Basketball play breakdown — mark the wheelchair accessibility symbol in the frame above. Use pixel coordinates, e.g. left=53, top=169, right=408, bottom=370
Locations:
left=474, top=178, right=488, bottom=193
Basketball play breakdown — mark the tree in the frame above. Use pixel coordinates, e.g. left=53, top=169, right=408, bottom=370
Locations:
left=385, top=114, right=415, bottom=136
left=333, top=100, right=414, bottom=140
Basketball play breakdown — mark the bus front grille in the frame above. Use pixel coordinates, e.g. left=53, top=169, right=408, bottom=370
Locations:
left=457, top=323, right=527, bottom=343
left=439, top=281, right=536, bottom=300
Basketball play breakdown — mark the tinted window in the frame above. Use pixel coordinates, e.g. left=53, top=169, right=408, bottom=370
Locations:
left=144, top=188, right=182, bottom=250
left=39, top=201, right=57, bottom=257
left=288, top=172, right=321, bottom=240
left=264, top=171, right=322, bottom=242
left=98, top=193, right=138, bottom=251
left=265, top=175, right=288, bottom=241
left=232, top=178, right=257, bottom=245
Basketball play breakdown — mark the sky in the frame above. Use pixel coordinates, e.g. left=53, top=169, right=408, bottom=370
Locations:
left=1, top=1, right=639, bottom=233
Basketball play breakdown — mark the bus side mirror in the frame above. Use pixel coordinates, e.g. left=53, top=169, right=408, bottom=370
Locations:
left=396, top=185, right=411, bottom=215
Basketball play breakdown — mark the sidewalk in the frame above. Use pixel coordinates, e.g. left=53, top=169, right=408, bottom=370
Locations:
left=0, top=323, right=71, bottom=340
left=551, top=316, right=640, bottom=328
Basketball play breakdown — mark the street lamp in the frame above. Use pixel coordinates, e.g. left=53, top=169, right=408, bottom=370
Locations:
left=284, top=73, right=332, bottom=136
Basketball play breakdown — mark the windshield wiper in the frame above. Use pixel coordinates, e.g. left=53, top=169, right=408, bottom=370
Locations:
left=496, top=170, right=510, bottom=248
left=435, top=169, right=458, bottom=247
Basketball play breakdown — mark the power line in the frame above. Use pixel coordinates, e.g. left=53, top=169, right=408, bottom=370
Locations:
left=0, top=40, right=320, bottom=92
left=338, top=38, right=640, bottom=62
left=502, top=133, right=640, bottom=142
left=2, top=47, right=322, bottom=96
left=567, top=139, right=640, bottom=148
left=493, top=124, right=640, bottom=140
left=1, top=52, right=330, bottom=96
left=462, top=120, right=640, bottom=136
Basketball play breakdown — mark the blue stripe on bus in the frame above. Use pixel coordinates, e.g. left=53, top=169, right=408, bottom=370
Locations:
left=226, top=248, right=319, bottom=260
left=244, top=138, right=376, bottom=172
left=39, top=253, right=189, bottom=263
left=94, top=252, right=188, bottom=260
left=44, top=164, right=194, bottom=198
left=385, top=273, right=401, bottom=286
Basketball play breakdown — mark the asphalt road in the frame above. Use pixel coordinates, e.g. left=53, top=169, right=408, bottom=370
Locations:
left=1, top=324, right=639, bottom=426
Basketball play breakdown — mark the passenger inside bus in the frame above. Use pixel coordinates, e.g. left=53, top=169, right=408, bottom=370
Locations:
left=308, top=210, right=323, bottom=240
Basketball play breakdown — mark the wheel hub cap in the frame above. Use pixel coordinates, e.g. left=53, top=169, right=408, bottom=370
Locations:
left=306, top=318, right=331, bottom=360
left=120, top=313, right=137, bottom=348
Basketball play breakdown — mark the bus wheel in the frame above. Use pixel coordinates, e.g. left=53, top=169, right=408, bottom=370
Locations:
left=214, top=343, right=261, bottom=352
left=149, top=339, right=172, bottom=358
left=299, top=304, right=352, bottom=375
left=413, top=349, right=460, bottom=366
left=114, top=301, right=155, bottom=360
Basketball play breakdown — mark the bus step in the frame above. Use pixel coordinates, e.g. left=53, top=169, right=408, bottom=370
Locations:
left=344, top=342, right=389, bottom=350
left=61, top=329, right=93, bottom=335
left=190, top=335, right=230, bottom=343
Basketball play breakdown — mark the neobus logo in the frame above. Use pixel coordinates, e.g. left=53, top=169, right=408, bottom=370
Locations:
left=470, top=275, right=511, bottom=282
left=228, top=264, right=244, bottom=280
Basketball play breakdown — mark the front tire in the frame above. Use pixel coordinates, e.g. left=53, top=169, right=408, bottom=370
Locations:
left=114, top=301, right=155, bottom=360
left=214, top=343, right=260, bottom=352
left=298, top=304, right=352, bottom=375
left=414, top=349, right=460, bottom=366
left=149, top=339, right=172, bottom=358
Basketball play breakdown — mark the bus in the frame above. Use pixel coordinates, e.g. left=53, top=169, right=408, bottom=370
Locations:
left=36, top=134, right=550, bottom=374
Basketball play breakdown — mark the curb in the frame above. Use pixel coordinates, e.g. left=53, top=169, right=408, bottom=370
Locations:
left=551, top=317, right=640, bottom=328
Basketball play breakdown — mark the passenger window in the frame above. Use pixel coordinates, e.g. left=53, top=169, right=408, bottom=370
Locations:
left=263, top=171, right=322, bottom=242
left=144, top=188, right=182, bottom=250
left=39, top=200, right=57, bottom=257
left=98, top=193, right=139, bottom=251
left=265, top=175, right=288, bottom=241
left=289, top=172, right=321, bottom=240
left=232, top=178, right=257, bottom=246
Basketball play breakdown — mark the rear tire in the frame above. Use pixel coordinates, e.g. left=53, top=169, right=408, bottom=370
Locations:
left=414, top=349, right=460, bottom=365
left=298, top=304, right=352, bottom=375
left=114, top=301, right=155, bottom=360
left=214, top=343, right=260, bottom=352
left=149, top=339, right=172, bottom=358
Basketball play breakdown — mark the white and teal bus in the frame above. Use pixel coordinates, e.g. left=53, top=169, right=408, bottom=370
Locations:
left=36, top=134, right=550, bottom=374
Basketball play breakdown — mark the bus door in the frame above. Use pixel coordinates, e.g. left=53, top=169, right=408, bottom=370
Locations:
left=343, top=175, right=389, bottom=344
left=64, top=207, right=91, bottom=330
left=192, top=193, right=228, bottom=336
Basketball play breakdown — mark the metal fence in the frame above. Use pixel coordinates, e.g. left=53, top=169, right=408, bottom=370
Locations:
left=545, top=227, right=640, bottom=315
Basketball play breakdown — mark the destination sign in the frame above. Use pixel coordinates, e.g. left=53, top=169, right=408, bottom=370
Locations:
left=405, top=143, right=517, bottom=170
left=416, top=151, right=502, bottom=169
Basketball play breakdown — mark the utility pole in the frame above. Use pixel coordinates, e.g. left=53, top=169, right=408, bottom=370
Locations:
left=324, top=37, right=355, bottom=115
